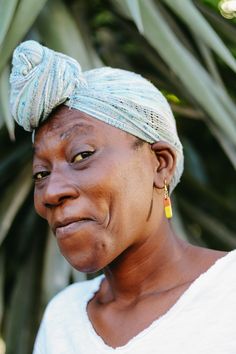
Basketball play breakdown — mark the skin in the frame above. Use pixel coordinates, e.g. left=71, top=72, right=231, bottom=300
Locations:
left=33, top=105, right=227, bottom=348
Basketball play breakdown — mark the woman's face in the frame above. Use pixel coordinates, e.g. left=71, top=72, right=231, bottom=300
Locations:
left=33, top=106, right=161, bottom=272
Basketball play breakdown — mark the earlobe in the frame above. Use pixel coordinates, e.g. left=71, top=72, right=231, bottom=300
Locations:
left=151, top=141, right=177, bottom=189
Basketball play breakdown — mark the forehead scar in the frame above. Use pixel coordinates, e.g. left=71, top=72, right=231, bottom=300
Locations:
left=60, top=123, right=94, bottom=140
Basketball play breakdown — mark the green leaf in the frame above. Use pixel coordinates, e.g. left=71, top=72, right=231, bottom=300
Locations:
left=163, top=0, right=236, bottom=72
left=0, top=0, right=18, bottom=47
left=36, top=0, right=95, bottom=70
left=112, top=0, right=131, bottom=18
left=193, top=37, right=236, bottom=124
left=0, top=65, right=15, bottom=139
left=0, top=163, right=32, bottom=246
left=206, top=120, right=236, bottom=168
left=179, top=198, right=236, bottom=249
left=0, top=337, right=6, bottom=354
left=195, top=38, right=226, bottom=88
left=0, top=114, right=4, bottom=130
left=196, top=1, right=236, bottom=44
left=4, top=215, right=46, bottom=354
left=0, top=0, right=48, bottom=74
left=0, top=142, right=31, bottom=185
left=131, top=0, right=236, bottom=154
left=0, top=251, right=4, bottom=326
left=125, top=0, right=144, bottom=33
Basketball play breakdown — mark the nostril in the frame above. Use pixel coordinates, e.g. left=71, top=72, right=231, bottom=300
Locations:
left=44, top=195, right=77, bottom=209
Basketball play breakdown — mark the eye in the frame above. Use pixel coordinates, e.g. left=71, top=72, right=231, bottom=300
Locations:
left=33, top=171, right=50, bottom=181
left=72, top=150, right=95, bottom=163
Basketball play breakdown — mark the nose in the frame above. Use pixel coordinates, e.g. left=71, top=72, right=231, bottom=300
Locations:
left=42, top=171, right=79, bottom=209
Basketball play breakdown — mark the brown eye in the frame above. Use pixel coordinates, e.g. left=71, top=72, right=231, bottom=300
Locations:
left=72, top=151, right=94, bottom=163
left=33, top=171, right=49, bottom=181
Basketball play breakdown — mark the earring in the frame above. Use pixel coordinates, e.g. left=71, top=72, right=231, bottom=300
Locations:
left=164, top=180, right=172, bottom=219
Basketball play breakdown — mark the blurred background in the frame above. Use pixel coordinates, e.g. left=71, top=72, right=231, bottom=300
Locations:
left=0, top=0, right=236, bottom=353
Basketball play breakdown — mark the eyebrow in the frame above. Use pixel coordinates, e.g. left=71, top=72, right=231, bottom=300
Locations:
left=59, top=122, right=95, bottom=140
left=33, top=122, right=95, bottom=154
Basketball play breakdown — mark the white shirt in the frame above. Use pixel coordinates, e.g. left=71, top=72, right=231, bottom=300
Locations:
left=33, top=250, right=236, bottom=353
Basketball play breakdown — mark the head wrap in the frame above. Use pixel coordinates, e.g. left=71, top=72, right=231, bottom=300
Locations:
left=9, top=40, right=183, bottom=192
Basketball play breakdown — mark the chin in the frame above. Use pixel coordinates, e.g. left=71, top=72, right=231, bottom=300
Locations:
left=57, top=235, right=111, bottom=274
left=55, top=226, right=123, bottom=273
left=63, top=252, right=107, bottom=273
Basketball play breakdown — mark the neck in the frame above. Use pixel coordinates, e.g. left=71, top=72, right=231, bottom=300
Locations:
left=103, top=219, right=189, bottom=302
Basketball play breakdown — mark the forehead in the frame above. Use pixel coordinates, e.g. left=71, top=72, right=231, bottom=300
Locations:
left=33, top=105, right=135, bottom=151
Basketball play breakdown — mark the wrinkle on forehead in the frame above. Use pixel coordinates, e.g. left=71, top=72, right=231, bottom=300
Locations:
left=33, top=122, right=95, bottom=155
left=33, top=105, right=141, bottom=155
left=60, top=123, right=94, bottom=140
left=33, top=106, right=97, bottom=149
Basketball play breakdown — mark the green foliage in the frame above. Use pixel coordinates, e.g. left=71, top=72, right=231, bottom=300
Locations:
left=0, top=1, right=235, bottom=353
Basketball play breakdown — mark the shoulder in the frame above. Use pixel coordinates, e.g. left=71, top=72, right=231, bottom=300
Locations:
left=214, top=248, right=236, bottom=275
left=197, top=248, right=236, bottom=280
left=203, top=248, right=236, bottom=272
left=33, top=275, right=104, bottom=353
left=187, top=245, right=231, bottom=277
left=193, top=248, right=236, bottom=298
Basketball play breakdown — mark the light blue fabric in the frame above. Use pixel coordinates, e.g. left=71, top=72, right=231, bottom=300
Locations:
left=9, top=40, right=183, bottom=192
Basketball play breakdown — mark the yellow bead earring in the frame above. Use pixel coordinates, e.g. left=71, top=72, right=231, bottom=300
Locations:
left=164, top=179, right=173, bottom=219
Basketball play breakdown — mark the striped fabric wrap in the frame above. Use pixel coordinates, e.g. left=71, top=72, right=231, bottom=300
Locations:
left=9, top=40, right=183, bottom=192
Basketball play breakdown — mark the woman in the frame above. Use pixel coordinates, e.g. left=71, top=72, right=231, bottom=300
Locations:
left=10, top=41, right=236, bottom=353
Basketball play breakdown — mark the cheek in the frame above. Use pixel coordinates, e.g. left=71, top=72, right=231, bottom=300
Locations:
left=34, top=189, right=47, bottom=219
left=104, top=168, right=154, bottom=247
left=117, top=165, right=154, bottom=215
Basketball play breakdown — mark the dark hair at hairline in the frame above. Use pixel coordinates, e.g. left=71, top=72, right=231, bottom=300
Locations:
left=132, top=136, right=146, bottom=150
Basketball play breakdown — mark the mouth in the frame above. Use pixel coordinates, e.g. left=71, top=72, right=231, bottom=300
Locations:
left=53, top=217, right=95, bottom=238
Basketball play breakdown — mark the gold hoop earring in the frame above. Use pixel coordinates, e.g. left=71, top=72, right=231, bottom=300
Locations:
left=164, top=180, right=172, bottom=219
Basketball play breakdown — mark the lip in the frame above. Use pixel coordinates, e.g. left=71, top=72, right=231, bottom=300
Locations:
left=53, top=217, right=95, bottom=239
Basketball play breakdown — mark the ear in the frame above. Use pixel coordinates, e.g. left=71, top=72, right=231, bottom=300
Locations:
left=151, top=141, right=177, bottom=189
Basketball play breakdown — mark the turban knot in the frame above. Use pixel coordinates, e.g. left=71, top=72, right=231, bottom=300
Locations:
left=10, top=40, right=184, bottom=192
left=10, top=40, right=86, bottom=131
